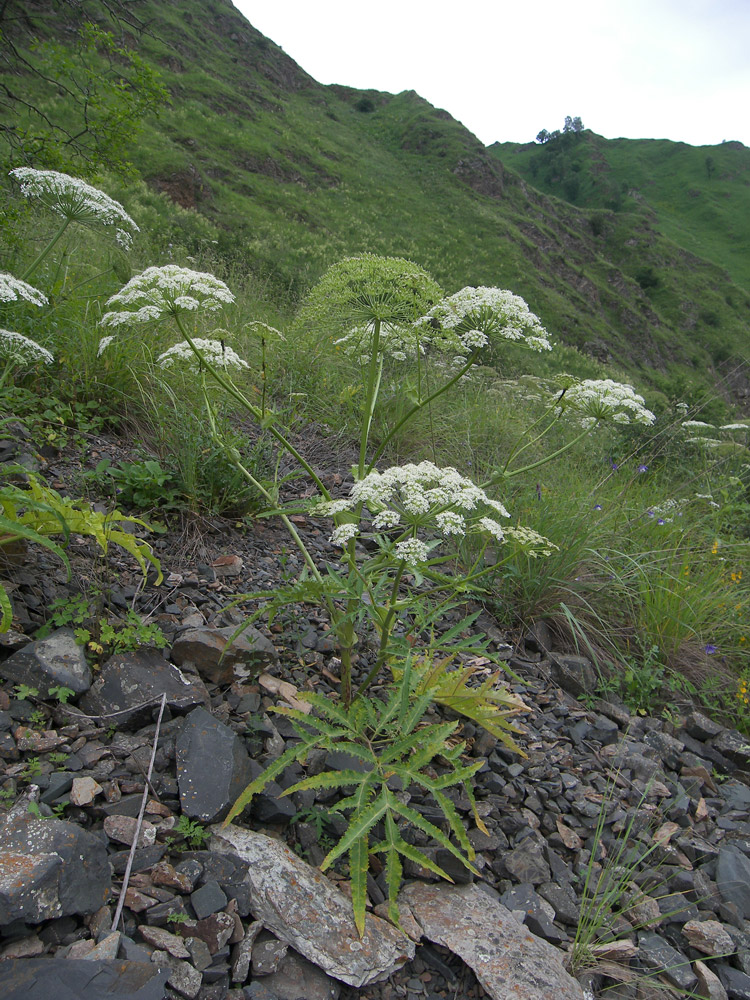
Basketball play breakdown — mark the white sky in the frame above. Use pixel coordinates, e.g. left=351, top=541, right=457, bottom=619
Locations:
left=233, top=0, right=749, bottom=148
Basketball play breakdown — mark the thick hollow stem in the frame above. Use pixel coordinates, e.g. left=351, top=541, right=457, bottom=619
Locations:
left=359, top=319, right=382, bottom=479
left=20, top=218, right=72, bottom=282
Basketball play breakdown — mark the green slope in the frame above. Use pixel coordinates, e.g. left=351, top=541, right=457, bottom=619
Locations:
left=3, top=0, right=749, bottom=405
left=490, top=131, right=750, bottom=293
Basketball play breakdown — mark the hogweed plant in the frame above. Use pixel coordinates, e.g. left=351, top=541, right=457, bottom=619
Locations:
left=99, top=250, right=662, bottom=932
left=9, top=167, right=140, bottom=277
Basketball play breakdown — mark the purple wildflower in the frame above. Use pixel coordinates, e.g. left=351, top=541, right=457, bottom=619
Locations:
left=638, top=464, right=648, bottom=473
left=704, top=644, right=718, bottom=655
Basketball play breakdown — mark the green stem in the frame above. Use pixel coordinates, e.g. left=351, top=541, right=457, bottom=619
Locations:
left=485, top=425, right=595, bottom=485
left=359, top=319, right=383, bottom=478
left=352, top=560, right=406, bottom=701
left=369, top=347, right=482, bottom=472
left=200, top=383, right=331, bottom=599
left=501, top=408, right=561, bottom=474
left=20, top=218, right=72, bottom=282
left=174, top=315, right=330, bottom=499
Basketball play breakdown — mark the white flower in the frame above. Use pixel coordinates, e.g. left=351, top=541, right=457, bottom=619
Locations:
left=330, top=523, right=359, bottom=547
left=372, top=509, right=402, bottom=530
left=504, top=525, right=558, bottom=557
left=0, top=329, right=53, bottom=366
left=720, top=423, right=749, bottom=432
left=101, top=265, right=235, bottom=327
left=0, top=272, right=48, bottom=307
left=459, top=329, right=488, bottom=350
left=246, top=320, right=286, bottom=340
left=478, top=517, right=505, bottom=541
left=421, top=287, right=552, bottom=356
left=97, top=335, right=114, bottom=357
left=394, top=538, right=430, bottom=565
left=435, top=511, right=466, bottom=535
left=10, top=167, right=139, bottom=248
left=682, top=420, right=714, bottom=429
left=557, top=378, right=655, bottom=425
left=157, top=339, right=248, bottom=371
left=312, top=498, right=352, bottom=516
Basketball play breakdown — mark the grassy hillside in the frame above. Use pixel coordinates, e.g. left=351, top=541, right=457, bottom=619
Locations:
left=491, top=131, right=750, bottom=292
left=2, top=0, right=748, bottom=409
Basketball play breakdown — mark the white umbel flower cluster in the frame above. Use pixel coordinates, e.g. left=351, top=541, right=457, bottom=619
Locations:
left=504, top=526, right=559, bottom=557
left=157, top=339, right=249, bottom=372
left=0, top=329, right=53, bottom=366
left=557, top=378, right=656, bottom=426
left=0, top=272, right=48, bottom=307
left=10, top=168, right=139, bottom=249
left=101, top=266, right=235, bottom=327
left=421, top=287, right=553, bottom=356
left=314, top=460, right=514, bottom=565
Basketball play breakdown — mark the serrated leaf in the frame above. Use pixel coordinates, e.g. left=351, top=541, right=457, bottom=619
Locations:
left=387, top=793, right=479, bottom=877
left=283, top=768, right=366, bottom=795
left=349, top=828, right=370, bottom=937
left=224, top=739, right=312, bottom=825
left=0, top=584, right=12, bottom=633
left=321, top=789, right=389, bottom=871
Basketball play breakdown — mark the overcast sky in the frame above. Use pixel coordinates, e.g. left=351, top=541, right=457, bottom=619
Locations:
left=233, top=0, right=749, bottom=148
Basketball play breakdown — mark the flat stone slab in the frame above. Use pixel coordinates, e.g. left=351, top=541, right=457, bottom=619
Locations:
left=176, top=707, right=255, bottom=823
left=0, top=958, right=169, bottom=1000
left=210, top=825, right=415, bottom=987
left=79, top=649, right=210, bottom=728
left=399, top=882, right=585, bottom=1000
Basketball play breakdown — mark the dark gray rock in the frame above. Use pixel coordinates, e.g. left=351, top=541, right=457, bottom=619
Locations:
left=538, top=881, right=580, bottom=926
left=0, top=803, right=110, bottom=924
left=0, top=958, right=169, bottom=999
left=0, top=628, right=91, bottom=697
left=500, top=834, right=551, bottom=885
left=637, top=931, right=697, bottom=991
left=80, top=649, right=210, bottom=728
left=548, top=653, right=597, bottom=696
left=713, top=729, right=750, bottom=769
left=176, top=707, right=255, bottom=823
left=685, top=711, right=724, bottom=741
left=716, top=964, right=750, bottom=1000
left=499, top=883, right=566, bottom=943
left=190, top=880, right=228, bottom=920
left=716, top=847, right=750, bottom=920
left=171, top=626, right=278, bottom=686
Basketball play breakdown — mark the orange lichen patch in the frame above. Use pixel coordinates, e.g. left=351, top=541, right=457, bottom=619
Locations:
left=0, top=852, right=42, bottom=888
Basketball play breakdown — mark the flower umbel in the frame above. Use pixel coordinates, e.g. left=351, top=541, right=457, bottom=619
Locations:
left=315, top=461, right=518, bottom=565
left=420, top=287, right=553, bottom=357
left=0, top=329, right=54, bottom=366
left=555, top=378, right=656, bottom=426
left=157, top=339, right=249, bottom=372
left=0, top=272, right=48, bottom=307
left=10, top=167, right=139, bottom=249
left=101, top=266, right=235, bottom=327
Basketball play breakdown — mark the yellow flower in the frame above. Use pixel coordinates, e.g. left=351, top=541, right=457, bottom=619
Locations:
left=711, top=540, right=719, bottom=555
